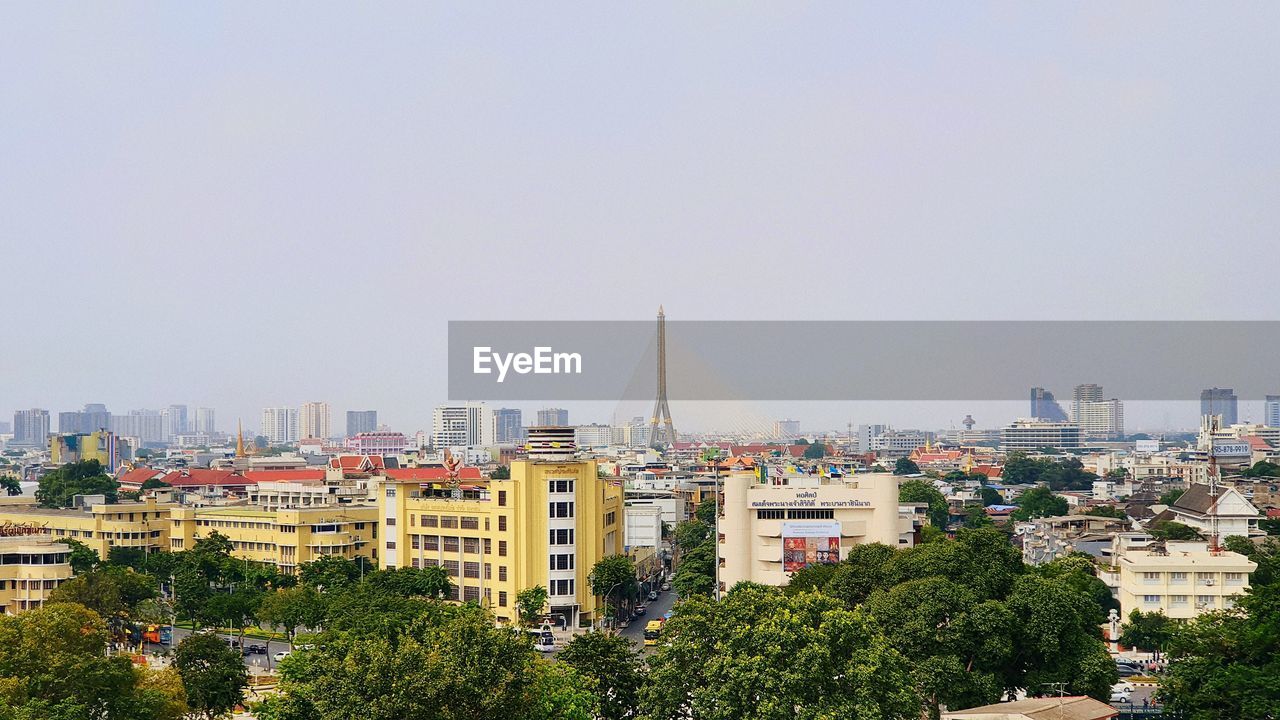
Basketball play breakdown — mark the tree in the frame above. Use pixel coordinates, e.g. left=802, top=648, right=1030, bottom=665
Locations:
left=802, top=443, right=827, bottom=459
left=0, top=603, right=175, bottom=719
left=35, top=459, right=119, bottom=507
left=516, top=585, right=549, bottom=626
left=173, top=632, right=249, bottom=720
left=0, top=476, right=21, bottom=496
left=672, top=542, right=715, bottom=598
left=1159, top=488, right=1186, bottom=506
left=134, top=667, right=190, bottom=720
left=490, top=465, right=511, bottom=479
left=588, top=555, right=638, bottom=620
left=206, top=588, right=262, bottom=648
left=1118, top=609, right=1176, bottom=653
left=899, top=479, right=949, bottom=529
left=1081, top=504, right=1127, bottom=520
left=979, top=486, right=1003, bottom=507
left=1010, top=487, right=1068, bottom=521
left=558, top=631, right=645, bottom=720
left=1223, top=535, right=1280, bottom=587
left=366, top=566, right=452, bottom=599
left=963, top=504, right=994, bottom=528
left=257, top=586, right=324, bottom=641
left=1240, top=460, right=1280, bottom=478
left=1003, top=575, right=1117, bottom=701
left=108, top=545, right=149, bottom=571
left=641, top=583, right=920, bottom=720
left=1149, top=520, right=1202, bottom=541
left=1159, top=583, right=1280, bottom=717
left=48, top=566, right=160, bottom=625
left=894, top=457, right=920, bottom=475
left=141, top=477, right=171, bottom=490
left=63, top=537, right=100, bottom=573
left=299, top=554, right=360, bottom=591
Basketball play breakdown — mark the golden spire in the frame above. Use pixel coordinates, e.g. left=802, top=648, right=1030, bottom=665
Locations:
left=236, top=419, right=245, bottom=458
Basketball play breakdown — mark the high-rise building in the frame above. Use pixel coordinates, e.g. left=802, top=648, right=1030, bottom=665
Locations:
left=162, top=405, right=189, bottom=441
left=536, top=408, right=569, bottom=427
left=1201, top=388, right=1239, bottom=425
left=195, top=407, right=217, bottom=434
left=50, top=430, right=121, bottom=473
left=262, top=407, right=300, bottom=445
left=346, top=410, right=378, bottom=438
left=299, top=402, right=331, bottom=440
left=495, top=408, right=523, bottom=444
left=110, top=410, right=164, bottom=443
left=1075, top=398, right=1125, bottom=440
left=1071, top=384, right=1103, bottom=418
left=57, top=404, right=111, bottom=435
left=12, top=409, right=50, bottom=447
left=1030, top=387, right=1069, bottom=422
left=773, top=419, right=801, bottom=440
left=1000, top=419, right=1082, bottom=452
left=574, top=424, right=613, bottom=449
left=1266, top=396, right=1280, bottom=428
left=432, top=403, right=495, bottom=448
left=855, top=424, right=888, bottom=454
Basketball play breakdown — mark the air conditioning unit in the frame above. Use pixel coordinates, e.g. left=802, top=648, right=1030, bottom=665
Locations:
left=1203, top=579, right=1215, bottom=586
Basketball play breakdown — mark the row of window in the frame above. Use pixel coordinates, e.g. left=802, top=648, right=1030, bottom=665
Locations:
left=550, top=579, right=575, bottom=596
left=550, top=502, right=575, bottom=518
left=550, top=528, right=575, bottom=545
left=1142, top=594, right=1236, bottom=608
left=1141, top=571, right=1244, bottom=583
left=0, top=553, right=68, bottom=566
left=405, top=535, right=508, bottom=556
left=409, top=515, right=506, bottom=532
left=551, top=553, right=575, bottom=570
left=411, top=557, right=509, bottom=582
left=549, top=480, right=575, bottom=494
left=755, top=509, right=837, bottom=520
left=0, top=579, right=61, bottom=591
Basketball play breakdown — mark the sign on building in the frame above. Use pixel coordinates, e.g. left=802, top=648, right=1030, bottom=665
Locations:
left=1134, top=439, right=1160, bottom=453
left=781, top=521, right=842, bottom=572
left=1212, top=442, right=1252, bottom=457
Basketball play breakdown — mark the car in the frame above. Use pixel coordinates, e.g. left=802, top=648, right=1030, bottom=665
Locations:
left=244, top=644, right=267, bottom=655
left=1110, top=681, right=1134, bottom=704
left=274, top=651, right=292, bottom=662
left=295, top=643, right=316, bottom=651
left=1114, top=660, right=1142, bottom=678
left=647, top=590, right=659, bottom=601
left=660, top=582, right=671, bottom=591
left=635, top=604, right=648, bottom=616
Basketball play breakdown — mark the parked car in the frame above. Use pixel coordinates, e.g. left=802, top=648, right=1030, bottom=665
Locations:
left=647, top=590, right=659, bottom=601
left=295, top=643, right=316, bottom=651
left=1114, top=660, right=1142, bottom=678
left=635, top=604, right=647, bottom=616
left=274, top=651, right=292, bottom=662
left=244, top=644, right=267, bottom=655
left=1110, top=681, right=1134, bottom=704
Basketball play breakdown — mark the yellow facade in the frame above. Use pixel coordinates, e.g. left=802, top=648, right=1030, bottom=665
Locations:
left=379, top=458, right=622, bottom=626
left=49, top=431, right=120, bottom=472
left=169, top=505, right=379, bottom=574
left=0, top=533, right=73, bottom=614
left=0, top=498, right=174, bottom=559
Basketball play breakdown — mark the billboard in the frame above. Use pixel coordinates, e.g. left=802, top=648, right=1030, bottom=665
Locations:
left=782, top=521, right=841, bottom=572
left=1134, top=439, right=1160, bottom=453
left=1212, top=442, right=1252, bottom=457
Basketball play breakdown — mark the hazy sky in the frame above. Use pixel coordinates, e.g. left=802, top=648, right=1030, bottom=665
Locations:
left=2, top=3, right=1278, bottom=434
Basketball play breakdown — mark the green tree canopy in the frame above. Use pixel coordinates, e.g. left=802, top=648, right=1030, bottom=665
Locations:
left=173, top=632, right=249, bottom=720
left=1159, top=488, right=1186, bottom=506
left=257, top=586, right=324, bottom=641
left=893, top=457, right=921, bottom=475
left=516, top=585, right=549, bottom=626
left=1149, top=520, right=1202, bottom=541
left=1010, top=487, right=1068, bottom=521
left=802, top=443, right=827, bottom=459
left=899, top=478, right=949, bottom=529
left=588, top=554, right=638, bottom=617
left=1240, top=460, right=1280, bottom=478
left=557, top=631, right=645, bottom=720
left=299, top=554, right=361, bottom=591
left=1080, top=504, right=1127, bottom=520
left=35, top=459, right=119, bottom=507
left=1118, top=609, right=1176, bottom=653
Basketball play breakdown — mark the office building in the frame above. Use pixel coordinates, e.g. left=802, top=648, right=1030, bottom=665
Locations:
left=170, top=505, right=379, bottom=575
left=262, top=407, right=300, bottom=445
left=1000, top=419, right=1082, bottom=452
left=379, top=428, right=623, bottom=626
left=0, top=498, right=175, bottom=559
left=50, top=430, right=122, bottom=473
left=495, top=408, right=523, bottom=444
left=1201, top=388, right=1239, bottom=426
left=346, top=431, right=408, bottom=455
left=773, top=419, right=801, bottom=440
left=195, top=407, right=216, bottom=435
left=162, top=405, right=189, bottom=441
left=299, top=402, right=332, bottom=440
left=110, top=410, right=164, bottom=443
left=719, top=471, right=914, bottom=589
left=346, top=410, right=378, bottom=438
left=1029, top=387, right=1069, bottom=422
left=0, top=530, right=73, bottom=615
left=1075, top=397, right=1124, bottom=440
left=1105, top=534, right=1255, bottom=619
left=855, top=424, right=888, bottom=454
left=1265, top=396, right=1280, bottom=428
left=432, top=403, right=495, bottom=448
left=57, top=404, right=111, bottom=436
left=1071, top=384, right=1103, bottom=416
left=11, top=409, right=50, bottom=447
left=574, top=424, right=613, bottom=449
left=536, top=408, right=569, bottom=427
left=869, top=429, right=930, bottom=456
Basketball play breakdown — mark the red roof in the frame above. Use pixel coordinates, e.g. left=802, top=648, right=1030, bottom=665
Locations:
left=1242, top=436, right=1273, bottom=450
left=159, top=469, right=250, bottom=487
left=243, top=470, right=328, bottom=483
left=383, top=467, right=484, bottom=481
left=328, top=455, right=387, bottom=471
left=116, top=467, right=166, bottom=487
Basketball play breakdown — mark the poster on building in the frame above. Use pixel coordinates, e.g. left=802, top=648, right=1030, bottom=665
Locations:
left=781, top=521, right=842, bottom=572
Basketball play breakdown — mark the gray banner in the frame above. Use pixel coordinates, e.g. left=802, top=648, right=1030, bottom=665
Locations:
left=448, top=321, right=1280, bottom=402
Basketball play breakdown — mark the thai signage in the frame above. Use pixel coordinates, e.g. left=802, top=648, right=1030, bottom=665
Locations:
left=782, top=521, right=841, bottom=572
left=749, top=491, right=871, bottom=509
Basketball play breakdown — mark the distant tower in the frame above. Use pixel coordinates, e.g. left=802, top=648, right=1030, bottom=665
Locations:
left=648, top=306, right=677, bottom=447
left=236, top=419, right=246, bottom=459
left=962, top=415, right=976, bottom=432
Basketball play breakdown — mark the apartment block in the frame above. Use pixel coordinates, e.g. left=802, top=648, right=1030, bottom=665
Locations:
left=169, top=505, right=379, bottom=574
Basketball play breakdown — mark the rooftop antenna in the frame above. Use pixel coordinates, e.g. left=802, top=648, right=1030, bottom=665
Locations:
left=1208, top=441, right=1222, bottom=553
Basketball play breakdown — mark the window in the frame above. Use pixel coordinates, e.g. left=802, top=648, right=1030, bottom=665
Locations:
left=1170, top=572, right=1188, bottom=583
left=443, top=560, right=460, bottom=576
left=1170, top=595, right=1188, bottom=606
left=411, top=535, right=421, bottom=550
left=1226, top=572, right=1244, bottom=584
left=385, top=487, right=396, bottom=497
left=499, top=565, right=508, bottom=581
left=444, top=537, right=460, bottom=552
left=550, top=479, right=574, bottom=493
left=498, top=491, right=507, bottom=507
left=551, top=579, right=575, bottom=596
left=464, top=561, right=480, bottom=578
left=386, top=517, right=396, bottom=526
left=498, top=516, right=507, bottom=532
left=463, top=586, right=480, bottom=602
left=1143, top=572, right=1160, bottom=584
left=1197, top=572, right=1215, bottom=585
left=484, top=563, right=492, bottom=580
left=550, top=502, right=575, bottom=518
left=409, top=515, right=415, bottom=527
left=551, top=553, right=574, bottom=570
left=605, top=511, right=616, bottom=526
left=756, top=509, right=785, bottom=520
left=386, top=541, right=396, bottom=550
left=550, top=528, right=575, bottom=545
left=499, top=591, right=508, bottom=607
left=785, top=509, right=834, bottom=520
left=1142, top=595, right=1160, bottom=605
left=1197, top=595, right=1216, bottom=608
left=461, top=516, right=479, bottom=530
left=425, top=536, right=439, bottom=551
left=463, top=537, right=480, bottom=554
left=499, top=541, right=508, bottom=556
left=484, top=538, right=492, bottom=554
left=441, top=516, right=459, bottom=529
left=421, top=515, right=439, bottom=528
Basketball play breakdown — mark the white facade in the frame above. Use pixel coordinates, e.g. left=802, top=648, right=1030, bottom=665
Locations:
left=431, top=403, right=495, bottom=449
left=1075, top=399, right=1124, bottom=440
left=1105, top=535, right=1256, bottom=619
left=261, top=407, right=300, bottom=445
left=195, top=407, right=216, bottom=434
left=574, top=424, right=613, bottom=449
left=1000, top=419, right=1083, bottom=451
left=299, top=401, right=332, bottom=440
left=1266, top=397, right=1280, bottom=428
left=624, top=505, right=664, bottom=550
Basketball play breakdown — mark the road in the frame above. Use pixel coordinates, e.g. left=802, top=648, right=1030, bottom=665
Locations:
left=618, top=587, right=678, bottom=648
left=156, top=626, right=296, bottom=671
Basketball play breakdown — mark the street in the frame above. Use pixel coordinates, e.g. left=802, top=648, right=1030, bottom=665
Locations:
left=156, top=626, right=296, bottom=672
left=618, top=587, right=678, bottom=649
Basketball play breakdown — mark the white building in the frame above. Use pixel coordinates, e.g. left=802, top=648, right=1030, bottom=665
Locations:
left=1074, top=399, right=1124, bottom=440
left=431, top=403, right=495, bottom=449
left=1148, top=483, right=1262, bottom=539
left=1000, top=419, right=1082, bottom=452
left=624, top=504, right=664, bottom=551
left=1103, top=534, right=1256, bottom=619
left=299, top=401, right=332, bottom=440
left=261, top=407, right=300, bottom=445
left=574, top=424, right=613, bottom=449
left=773, top=419, right=801, bottom=440
left=195, top=407, right=216, bottom=435
left=719, top=471, right=914, bottom=590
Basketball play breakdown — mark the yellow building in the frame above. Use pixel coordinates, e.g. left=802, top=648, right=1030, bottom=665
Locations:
left=0, top=529, right=73, bottom=614
left=49, top=430, right=122, bottom=473
left=0, top=498, right=174, bottom=559
left=379, top=454, right=623, bottom=626
left=169, top=504, right=379, bottom=574
left=1104, top=534, right=1257, bottom=619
